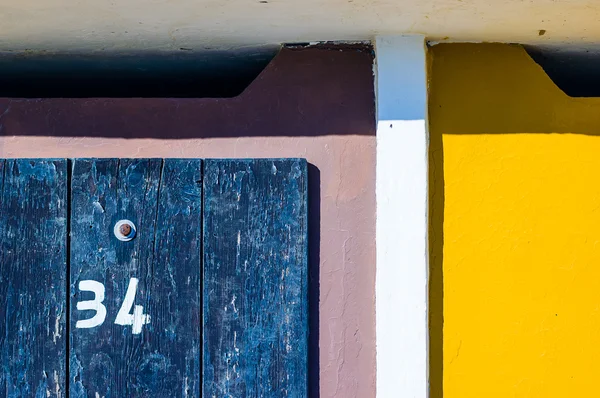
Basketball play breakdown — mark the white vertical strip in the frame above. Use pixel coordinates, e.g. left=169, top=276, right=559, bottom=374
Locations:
left=375, top=36, right=428, bottom=398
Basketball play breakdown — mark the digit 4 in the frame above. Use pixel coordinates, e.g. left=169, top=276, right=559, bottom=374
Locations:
left=114, top=277, right=151, bottom=334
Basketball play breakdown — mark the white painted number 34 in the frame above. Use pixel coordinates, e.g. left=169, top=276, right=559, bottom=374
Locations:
left=75, top=278, right=151, bottom=334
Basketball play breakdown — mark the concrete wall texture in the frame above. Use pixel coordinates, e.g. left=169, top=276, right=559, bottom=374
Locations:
left=429, top=43, right=600, bottom=397
left=0, top=46, right=377, bottom=397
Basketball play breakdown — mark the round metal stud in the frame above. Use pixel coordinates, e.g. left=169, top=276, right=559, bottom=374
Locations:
left=114, top=219, right=136, bottom=241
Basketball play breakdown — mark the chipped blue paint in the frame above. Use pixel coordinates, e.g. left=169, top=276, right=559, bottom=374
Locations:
left=69, top=159, right=202, bottom=397
left=203, top=159, right=308, bottom=398
left=0, top=159, right=67, bottom=398
left=0, top=157, right=307, bottom=397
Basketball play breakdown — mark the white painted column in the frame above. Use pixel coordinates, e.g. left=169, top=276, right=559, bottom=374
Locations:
left=375, top=36, right=428, bottom=398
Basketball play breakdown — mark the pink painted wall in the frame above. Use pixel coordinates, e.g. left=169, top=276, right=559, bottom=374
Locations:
left=0, top=46, right=376, bottom=397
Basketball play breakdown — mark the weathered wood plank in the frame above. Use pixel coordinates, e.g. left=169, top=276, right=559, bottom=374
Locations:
left=150, top=159, right=202, bottom=397
left=69, top=159, right=202, bottom=397
left=0, top=159, right=68, bottom=398
left=203, top=159, right=308, bottom=398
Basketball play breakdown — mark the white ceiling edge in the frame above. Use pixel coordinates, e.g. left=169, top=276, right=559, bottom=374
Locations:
left=2, top=0, right=600, bottom=53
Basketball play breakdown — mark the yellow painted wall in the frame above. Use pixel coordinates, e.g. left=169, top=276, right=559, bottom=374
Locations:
left=428, top=43, right=600, bottom=397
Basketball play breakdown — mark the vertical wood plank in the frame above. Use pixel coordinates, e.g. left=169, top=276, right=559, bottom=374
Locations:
left=151, top=159, right=202, bottom=397
left=0, top=159, right=67, bottom=398
left=69, top=159, right=202, bottom=397
left=203, top=159, right=308, bottom=398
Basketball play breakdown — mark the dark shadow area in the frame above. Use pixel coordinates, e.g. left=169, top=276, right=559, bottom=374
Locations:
left=428, top=43, right=600, bottom=136
left=428, top=128, right=444, bottom=398
left=0, top=44, right=375, bottom=138
left=526, top=46, right=600, bottom=98
left=307, top=163, right=321, bottom=398
left=0, top=47, right=278, bottom=98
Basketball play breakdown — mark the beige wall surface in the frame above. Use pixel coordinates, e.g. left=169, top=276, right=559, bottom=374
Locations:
left=1, top=0, right=599, bottom=50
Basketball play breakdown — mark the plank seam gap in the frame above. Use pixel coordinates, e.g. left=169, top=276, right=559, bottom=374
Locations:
left=65, top=158, right=72, bottom=397
left=150, top=159, right=165, bottom=277
left=0, top=160, right=5, bottom=198
left=199, top=159, right=204, bottom=397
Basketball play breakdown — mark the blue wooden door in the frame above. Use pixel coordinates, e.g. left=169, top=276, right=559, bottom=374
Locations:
left=0, top=158, right=307, bottom=398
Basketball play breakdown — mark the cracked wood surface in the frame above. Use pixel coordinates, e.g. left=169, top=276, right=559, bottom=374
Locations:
left=0, top=159, right=67, bottom=397
left=69, top=159, right=202, bottom=397
left=203, top=159, right=308, bottom=397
